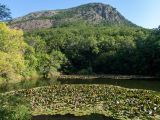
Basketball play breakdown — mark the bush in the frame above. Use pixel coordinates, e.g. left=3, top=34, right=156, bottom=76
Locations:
left=0, top=95, right=31, bottom=120
left=12, top=105, right=31, bottom=120
left=0, top=105, right=31, bottom=120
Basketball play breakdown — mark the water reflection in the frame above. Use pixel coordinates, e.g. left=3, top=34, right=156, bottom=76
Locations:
left=0, top=78, right=59, bottom=93
left=58, top=78, right=160, bottom=92
left=0, top=77, right=160, bottom=93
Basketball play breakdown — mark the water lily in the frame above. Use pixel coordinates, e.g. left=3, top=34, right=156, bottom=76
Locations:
left=149, top=110, right=152, bottom=115
left=154, top=107, right=157, bottom=111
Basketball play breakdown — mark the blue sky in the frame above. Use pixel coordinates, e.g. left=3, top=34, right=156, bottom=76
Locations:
left=1, top=0, right=160, bottom=28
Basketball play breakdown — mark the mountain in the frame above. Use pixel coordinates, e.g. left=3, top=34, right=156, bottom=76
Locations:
left=9, top=3, right=135, bottom=30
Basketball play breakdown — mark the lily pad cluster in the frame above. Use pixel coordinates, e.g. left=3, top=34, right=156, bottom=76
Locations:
left=3, top=85, right=160, bottom=119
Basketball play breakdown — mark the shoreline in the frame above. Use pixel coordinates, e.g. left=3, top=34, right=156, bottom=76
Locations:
left=0, top=74, right=158, bottom=86
left=59, top=74, right=157, bottom=80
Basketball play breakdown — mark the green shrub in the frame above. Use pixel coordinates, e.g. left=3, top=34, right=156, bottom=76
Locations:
left=0, top=95, right=31, bottom=120
left=0, top=105, right=31, bottom=120
left=12, top=105, right=31, bottom=120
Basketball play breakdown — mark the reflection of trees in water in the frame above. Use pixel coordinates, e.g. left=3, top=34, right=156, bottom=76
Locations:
left=58, top=78, right=160, bottom=92
left=1, top=77, right=160, bottom=93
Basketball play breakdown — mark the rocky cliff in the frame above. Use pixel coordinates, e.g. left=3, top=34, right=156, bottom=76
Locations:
left=9, top=3, right=134, bottom=30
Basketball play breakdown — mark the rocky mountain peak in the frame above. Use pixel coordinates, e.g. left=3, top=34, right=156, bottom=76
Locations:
left=74, top=3, right=125, bottom=23
left=9, top=3, right=134, bottom=30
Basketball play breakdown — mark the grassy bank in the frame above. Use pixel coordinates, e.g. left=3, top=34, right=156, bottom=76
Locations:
left=2, top=85, right=160, bottom=120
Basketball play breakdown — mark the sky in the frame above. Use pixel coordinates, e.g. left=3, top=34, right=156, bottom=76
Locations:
left=1, top=0, right=160, bottom=29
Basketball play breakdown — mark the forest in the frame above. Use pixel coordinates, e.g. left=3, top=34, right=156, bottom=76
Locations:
left=1, top=19, right=160, bottom=82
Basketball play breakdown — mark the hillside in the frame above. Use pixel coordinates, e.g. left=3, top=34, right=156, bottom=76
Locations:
left=9, top=3, right=135, bottom=30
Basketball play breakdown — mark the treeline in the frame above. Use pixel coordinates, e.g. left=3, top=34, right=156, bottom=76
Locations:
left=1, top=22, right=160, bottom=81
left=24, top=23, right=159, bottom=76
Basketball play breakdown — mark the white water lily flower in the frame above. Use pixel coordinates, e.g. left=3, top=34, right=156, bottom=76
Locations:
left=154, top=107, right=157, bottom=111
left=149, top=110, right=152, bottom=115
left=116, top=101, right=119, bottom=104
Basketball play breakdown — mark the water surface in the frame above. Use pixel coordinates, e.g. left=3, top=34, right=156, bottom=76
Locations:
left=0, top=77, right=160, bottom=93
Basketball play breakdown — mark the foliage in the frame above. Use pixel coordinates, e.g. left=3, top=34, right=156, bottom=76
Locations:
left=26, top=25, right=151, bottom=75
left=0, top=23, right=27, bottom=81
left=0, top=95, right=31, bottom=120
left=24, top=35, right=69, bottom=78
left=0, top=3, right=11, bottom=21
left=50, top=50, right=68, bottom=71
left=24, top=35, right=46, bottom=77
left=51, top=10, right=76, bottom=20
left=141, top=27, right=160, bottom=76
left=1, top=21, right=160, bottom=80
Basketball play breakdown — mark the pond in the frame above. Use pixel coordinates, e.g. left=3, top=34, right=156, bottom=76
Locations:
left=58, top=78, right=160, bottom=92
left=0, top=77, right=160, bottom=93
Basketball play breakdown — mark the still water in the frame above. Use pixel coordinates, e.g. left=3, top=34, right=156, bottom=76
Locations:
left=0, top=77, right=160, bottom=93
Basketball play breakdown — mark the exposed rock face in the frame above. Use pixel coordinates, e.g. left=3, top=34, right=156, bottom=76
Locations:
left=9, top=3, right=134, bottom=30
left=74, top=3, right=126, bottom=23
left=12, top=10, right=59, bottom=22
left=10, top=19, right=54, bottom=30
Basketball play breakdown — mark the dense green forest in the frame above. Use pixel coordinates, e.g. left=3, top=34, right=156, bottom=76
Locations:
left=25, top=24, right=150, bottom=75
left=0, top=3, right=160, bottom=82
left=1, top=21, right=160, bottom=82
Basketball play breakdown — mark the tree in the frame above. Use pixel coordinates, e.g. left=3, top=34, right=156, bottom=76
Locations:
left=25, top=24, right=150, bottom=75
left=37, top=50, right=68, bottom=78
left=0, top=3, right=11, bottom=21
left=50, top=50, right=68, bottom=71
left=143, top=26, right=160, bottom=75
left=0, top=23, right=26, bottom=81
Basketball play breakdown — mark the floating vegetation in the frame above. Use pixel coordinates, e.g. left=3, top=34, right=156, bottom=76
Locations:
left=2, top=85, right=160, bottom=119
